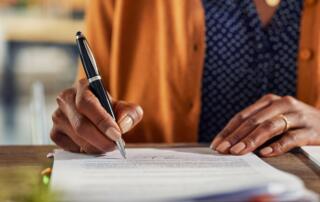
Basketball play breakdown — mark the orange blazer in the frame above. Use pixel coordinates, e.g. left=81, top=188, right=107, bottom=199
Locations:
left=78, top=0, right=320, bottom=143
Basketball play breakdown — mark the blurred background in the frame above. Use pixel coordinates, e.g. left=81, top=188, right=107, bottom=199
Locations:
left=0, top=0, right=85, bottom=145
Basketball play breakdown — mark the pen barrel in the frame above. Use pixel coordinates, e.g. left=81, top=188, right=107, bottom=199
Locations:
left=76, top=34, right=99, bottom=79
left=89, top=79, right=116, bottom=120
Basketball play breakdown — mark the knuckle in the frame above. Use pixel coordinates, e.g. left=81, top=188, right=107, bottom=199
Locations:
left=235, top=113, right=246, bottom=123
left=219, top=128, right=232, bottom=138
left=96, top=116, right=113, bottom=132
left=263, top=93, right=277, bottom=101
left=50, top=129, right=62, bottom=143
left=56, top=88, right=76, bottom=104
left=72, top=115, right=87, bottom=135
left=50, top=130, right=57, bottom=141
left=223, top=128, right=232, bottom=135
left=261, top=120, right=277, bottom=131
left=282, top=96, right=297, bottom=107
left=245, top=117, right=259, bottom=128
left=78, top=78, right=89, bottom=87
left=52, top=109, right=62, bottom=124
left=76, top=91, right=96, bottom=110
left=58, top=88, right=75, bottom=99
left=57, top=91, right=66, bottom=101
left=245, top=139, right=257, bottom=148
left=228, top=133, right=243, bottom=145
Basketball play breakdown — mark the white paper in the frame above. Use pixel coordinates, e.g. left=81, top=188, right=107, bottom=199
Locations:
left=51, top=147, right=306, bottom=202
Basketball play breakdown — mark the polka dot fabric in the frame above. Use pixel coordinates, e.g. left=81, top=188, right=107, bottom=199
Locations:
left=198, top=0, right=303, bottom=142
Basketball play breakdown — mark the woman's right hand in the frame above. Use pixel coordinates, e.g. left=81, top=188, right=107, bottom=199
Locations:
left=50, top=79, right=143, bottom=154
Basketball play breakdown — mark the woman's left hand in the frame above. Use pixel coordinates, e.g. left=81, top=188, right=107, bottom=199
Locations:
left=211, top=94, right=320, bottom=157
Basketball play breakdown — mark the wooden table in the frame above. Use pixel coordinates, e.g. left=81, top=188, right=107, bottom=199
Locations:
left=0, top=144, right=319, bottom=195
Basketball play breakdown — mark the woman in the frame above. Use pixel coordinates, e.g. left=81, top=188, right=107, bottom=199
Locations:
left=50, top=0, right=320, bottom=156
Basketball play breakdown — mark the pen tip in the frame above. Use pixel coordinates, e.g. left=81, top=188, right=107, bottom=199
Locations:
left=115, top=138, right=127, bottom=159
left=122, top=152, right=127, bottom=159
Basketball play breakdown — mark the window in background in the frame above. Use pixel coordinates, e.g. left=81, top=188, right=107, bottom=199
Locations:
left=0, top=0, right=85, bottom=144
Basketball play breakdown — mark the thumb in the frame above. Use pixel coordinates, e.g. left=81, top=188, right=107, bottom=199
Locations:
left=113, top=101, right=144, bottom=133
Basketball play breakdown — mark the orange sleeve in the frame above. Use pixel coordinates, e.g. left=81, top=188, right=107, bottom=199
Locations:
left=76, top=0, right=115, bottom=91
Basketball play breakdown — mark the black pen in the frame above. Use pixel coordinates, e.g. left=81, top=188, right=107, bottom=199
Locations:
left=75, top=31, right=127, bottom=159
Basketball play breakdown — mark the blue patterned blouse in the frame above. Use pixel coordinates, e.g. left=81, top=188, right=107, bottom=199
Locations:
left=199, top=0, right=304, bottom=142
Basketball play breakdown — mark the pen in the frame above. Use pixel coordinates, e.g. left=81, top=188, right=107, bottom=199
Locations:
left=75, top=31, right=127, bottom=159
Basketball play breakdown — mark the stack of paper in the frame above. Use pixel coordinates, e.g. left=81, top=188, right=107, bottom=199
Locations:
left=51, top=147, right=315, bottom=202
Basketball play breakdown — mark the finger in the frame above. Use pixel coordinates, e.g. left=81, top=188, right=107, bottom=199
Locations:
left=75, top=79, right=122, bottom=140
left=52, top=128, right=101, bottom=154
left=244, top=96, right=299, bottom=125
left=259, top=128, right=311, bottom=157
left=238, top=94, right=281, bottom=119
left=215, top=96, right=298, bottom=153
left=211, top=94, right=280, bottom=150
left=114, top=101, right=144, bottom=133
left=52, top=108, right=103, bottom=154
left=56, top=88, right=116, bottom=153
left=50, top=127, right=80, bottom=152
left=230, top=112, right=304, bottom=155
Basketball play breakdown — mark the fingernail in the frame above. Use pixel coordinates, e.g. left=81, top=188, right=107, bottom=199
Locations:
left=210, top=137, right=222, bottom=150
left=136, top=106, right=143, bottom=116
left=105, top=128, right=121, bottom=141
left=209, top=143, right=214, bottom=149
left=210, top=140, right=217, bottom=150
left=216, top=141, right=231, bottom=152
left=230, top=142, right=246, bottom=154
left=119, top=116, right=133, bottom=133
left=260, top=147, right=273, bottom=156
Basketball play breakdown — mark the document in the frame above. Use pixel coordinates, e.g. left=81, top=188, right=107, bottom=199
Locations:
left=51, top=147, right=311, bottom=202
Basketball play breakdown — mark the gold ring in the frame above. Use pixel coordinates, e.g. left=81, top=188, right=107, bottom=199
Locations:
left=279, top=114, right=290, bottom=133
